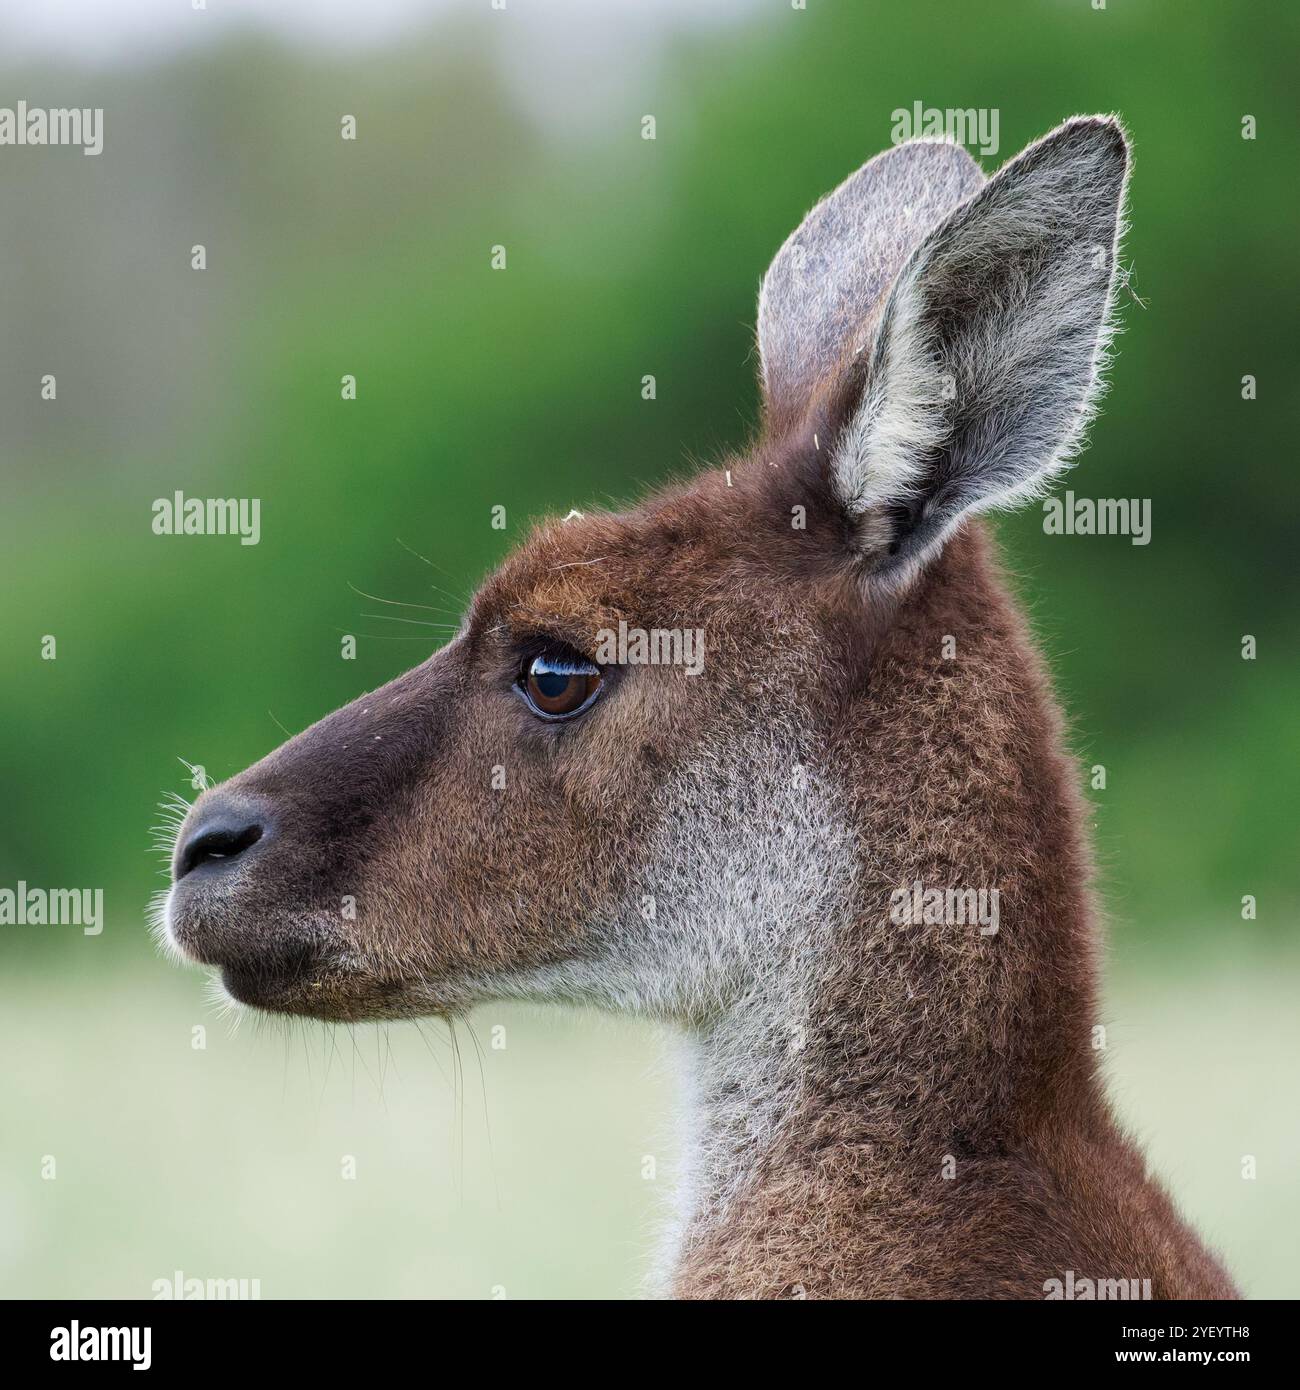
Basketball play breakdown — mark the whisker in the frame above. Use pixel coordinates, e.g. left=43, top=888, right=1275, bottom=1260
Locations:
left=412, top=1019, right=453, bottom=1088
left=449, top=1019, right=465, bottom=1201
left=359, top=613, right=459, bottom=629
left=177, top=759, right=214, bottom=792
left=319, top=1022, right=339, bottom=1104
left=347, top=582, right=458, bottom=616
left=331, top=627, right=446, bottom=643
left=383, top=1027, right=399, bottom=1086
left=299, top=1017, right=314, bottom=1091
left=150, top=790, right=195, bottom=868
left=464, top=1020, right=501, bottom=1211
left=349, top=1028, right=381, bottom=1099
left=394, top=537, right=473, bottom=609
left=394, top=536, right=437, bottom=568
left=376, top=1026, right=385, bottom=1102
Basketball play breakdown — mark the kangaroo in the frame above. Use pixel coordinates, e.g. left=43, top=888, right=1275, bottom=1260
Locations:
left=160, top=116, right=1239, bottom=1299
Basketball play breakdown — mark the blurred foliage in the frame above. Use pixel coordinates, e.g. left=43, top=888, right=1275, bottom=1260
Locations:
left=0, top=0, right=1295, bottom=1297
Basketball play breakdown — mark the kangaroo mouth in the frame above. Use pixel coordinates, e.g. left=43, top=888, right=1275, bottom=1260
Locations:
left=164, top=893, right=434, bottom=1022
left=223, top=959, right=450, bottom=1022
left=219, top=946, right=338, bottom=1014
left=162, top=878, right=353, bottom=1017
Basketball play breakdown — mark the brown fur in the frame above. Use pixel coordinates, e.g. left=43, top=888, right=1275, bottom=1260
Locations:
left=166, top=439, right=1238, bottom=1298
left=669, top=514, right=1238, bottom=1298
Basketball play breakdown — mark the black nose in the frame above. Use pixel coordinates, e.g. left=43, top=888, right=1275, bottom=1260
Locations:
left=175, top=798, right=268, bottom=880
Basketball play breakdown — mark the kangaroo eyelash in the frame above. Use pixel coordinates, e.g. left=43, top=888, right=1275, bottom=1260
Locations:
left=529, top=654, right=597, bottom=676
left=512, top=633, right=599, bottom=671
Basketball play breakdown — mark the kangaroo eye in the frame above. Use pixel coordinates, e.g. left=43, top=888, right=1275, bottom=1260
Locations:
left=520, top=653, right=603, bottom=720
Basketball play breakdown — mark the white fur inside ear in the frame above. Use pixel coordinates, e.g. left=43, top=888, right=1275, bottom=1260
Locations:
left=831, top=273, right=951, bottom=522
left=829, top=116, right=1131, bottom=563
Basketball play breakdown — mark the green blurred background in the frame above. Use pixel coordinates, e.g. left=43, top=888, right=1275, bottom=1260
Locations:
left=1, top=0, right=1296, bottom=1298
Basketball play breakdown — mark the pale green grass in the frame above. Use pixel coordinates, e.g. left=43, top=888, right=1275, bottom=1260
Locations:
left=0, top=950, right=1292, bottom=1298
left=1103, top=948, right=1300, bottom=1299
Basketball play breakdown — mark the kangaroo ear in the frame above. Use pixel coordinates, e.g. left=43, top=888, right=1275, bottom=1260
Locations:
left=758, top=139, right=986, bottom=437
left=824, top=116, right=1131, bottom=576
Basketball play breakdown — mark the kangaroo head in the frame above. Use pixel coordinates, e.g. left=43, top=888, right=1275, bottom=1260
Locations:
left=161, top=118, right=1129, bottom=1027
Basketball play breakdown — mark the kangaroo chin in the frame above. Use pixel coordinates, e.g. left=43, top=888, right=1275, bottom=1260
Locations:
left=158, top=116, right=1239, bottom=1300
